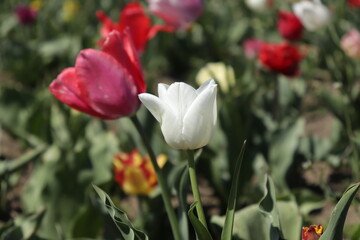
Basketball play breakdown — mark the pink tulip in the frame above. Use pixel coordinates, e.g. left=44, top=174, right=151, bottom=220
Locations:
left=49, top=30, right=145, bottom=119
left=243, top=38, right=263, bottom=59
left=341, top=29, right=360, bottom=59
left=148, top=0, right=203, bottom=29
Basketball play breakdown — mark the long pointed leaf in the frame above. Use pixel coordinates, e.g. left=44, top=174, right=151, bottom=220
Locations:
left=221, top=140, right=246, bottom=240
left=93, top=185, right=149, bottom=240
left=188, top=202, right=213, bottom=240
left=319, top=183, right=360, bottom=240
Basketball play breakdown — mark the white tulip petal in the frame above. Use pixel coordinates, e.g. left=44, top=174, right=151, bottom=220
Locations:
left=183, top=83, right=217, bottom=149
left=165, top=82, right=197, bottom=118
left=138, top=93, right=167, bottom=122
left=293, top=0, right=330, bottom=31
left=158, top=83, right=169, bottom=100
left=196, top=79, right=216, bottom=95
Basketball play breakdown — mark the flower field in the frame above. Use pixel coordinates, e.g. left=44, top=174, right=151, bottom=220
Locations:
left=1, top=0, right=360, bottom=239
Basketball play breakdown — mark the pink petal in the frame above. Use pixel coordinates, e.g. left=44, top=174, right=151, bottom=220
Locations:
left=75, top=49, right=140, bottom=118
left=102, top=30, right=146, bottom=94
left=49, top=67, right=108, bottom=118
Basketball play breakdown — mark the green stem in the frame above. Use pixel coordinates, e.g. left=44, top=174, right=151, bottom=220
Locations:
left=130, top=115, right=181, bottom=240
left=186, top=150, right=208, bottom=230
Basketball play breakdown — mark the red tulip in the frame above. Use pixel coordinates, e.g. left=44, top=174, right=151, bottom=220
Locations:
left=302, top=225, right=324, bottom=240
left=148, top=0, right=203, bottom=30
left=49, top=30, right=145, bottom=119
left=96, top=2, right=174, bottom=53
left=259, top=42, right=303, bottom=77
left=348, top=0, right=360, bottom=7
left=277, top=11, right=303, bottom=41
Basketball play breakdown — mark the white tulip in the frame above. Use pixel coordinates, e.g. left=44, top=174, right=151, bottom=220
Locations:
left=245, top=0, right=271, bottom=12
left=292, top=0, right=331, bottom=31
left=139, top=79, right=217, bottom=150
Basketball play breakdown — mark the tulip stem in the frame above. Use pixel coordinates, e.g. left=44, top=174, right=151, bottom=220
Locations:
left=130, top=115, right=181, bottom=240
left=186, top=150, right=208, bottom=230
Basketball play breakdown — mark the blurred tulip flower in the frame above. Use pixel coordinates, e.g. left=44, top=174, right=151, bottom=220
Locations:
left=293, top=0, right=331, bottom=31
left=243, top=38, right=263, bottom=59
left=49, top=30, right=145, bottom=119
left=259, top=42, right=303, bottom=77
left=245, top=0, right=273, bottom=12
left=341, top=29, right=360, bottom=59
left=196, top=62, right=235, bottom=93
left=62, top=0, right=79, bottom=22
left=113, top=150, right=167, bottom=195
left=277, top=11, right=303, bottom=41
left=30, top=0, right=42, bottom=11
left=148, top=0, right=203, bottom=30
left=302, top=225, right=324, bottom=240
left=14, top=5, right=37, bottom=25
left=97, top=2, right=174, bottom=52
left=139, top=79, right=217, bottom=150
left=348, top=0, right=360, bottom=7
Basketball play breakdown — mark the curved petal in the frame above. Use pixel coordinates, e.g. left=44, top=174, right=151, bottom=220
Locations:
left=118, top=2, right=151, bottom=52
left=196, top=79, right=216, bottom=95
left=102, top=30, right=145, bottom=94
left=139, top=93, right=185, bottom=149
left=75, top=49, right=139, bottom=118
left=138, top=93, right=165, bottom=122
left=165, top=82, right=197, bottom=119
left=182, top=82, right=217, bottom=149
left=49, top=67, right=108, bottom=118
left=158, top=83, right=169, bottom=100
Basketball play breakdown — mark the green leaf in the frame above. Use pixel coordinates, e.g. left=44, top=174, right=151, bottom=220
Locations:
left=188, top=202, right=213, bottom=240
left=221, top=140, right=246, bottom=240
left=258, top=175, right=285, bottom=240
left=268, top=118, right=305, bottom=191
left=177, top=164, right=190, bottom=240
left=92, top=185, right=149, bottom=240
left=0, top=208, right=46, bottom=240
left=319, top=183, right=360, bottom=240
left=212, top=200, right=301, bottom=240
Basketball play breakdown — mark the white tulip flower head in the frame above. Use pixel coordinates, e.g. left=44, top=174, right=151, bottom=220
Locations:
left=139, top=79, right=217, bottom=150
left=292, top=0, right=331, bottom=31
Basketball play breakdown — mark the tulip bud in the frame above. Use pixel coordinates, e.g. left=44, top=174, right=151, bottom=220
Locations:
left=196, top=62, right=235, bottom=93
left=113, top=150, right=167, bottom=195
left=341, top=29, right=360, bottom=59
left=302, top=225, right=324, bottom=240
left=139, top=79, right=217, bottom=150
left=292, top=0, right=331, bottom=31
left=277, top=11, right=303, bottom=41
left=147, top=0, right=203, bottom=30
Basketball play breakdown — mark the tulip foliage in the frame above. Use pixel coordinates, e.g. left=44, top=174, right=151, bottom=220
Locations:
left=1, top=0, right=360, bottom=240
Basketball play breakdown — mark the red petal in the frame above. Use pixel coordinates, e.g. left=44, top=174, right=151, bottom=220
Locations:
left=148, top=24, right=175, bottom=39
left=75, top=49, right=140, bottom=118
left=102, top=30, right=146, bottom=94
left=117, top=2, right=151, bottom=52
left=49, top=68, right=108, bottom=118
